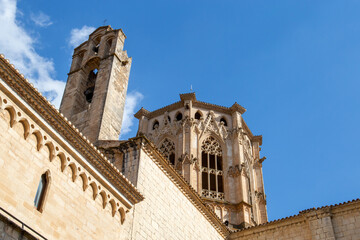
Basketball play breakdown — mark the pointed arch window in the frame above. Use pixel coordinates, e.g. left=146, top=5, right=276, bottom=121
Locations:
left=159, top=138, right=176, bottom=165
left=34, top=171, right=50, bottom=212
left=201, top=136, right=224, bottom=201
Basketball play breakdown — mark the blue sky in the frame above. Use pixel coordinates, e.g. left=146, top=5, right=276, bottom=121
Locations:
left=1, top=0, right=360, bottom=221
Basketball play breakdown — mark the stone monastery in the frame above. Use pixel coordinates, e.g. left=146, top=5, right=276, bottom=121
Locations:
left=0, top=26, right=359, bottom=240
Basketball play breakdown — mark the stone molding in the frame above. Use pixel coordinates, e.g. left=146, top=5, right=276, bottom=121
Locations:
left=230, top=198, right=360, bottom=238
left=0, top=54, right=143, bottom=205
left=134, top=92, right=246, bottom=120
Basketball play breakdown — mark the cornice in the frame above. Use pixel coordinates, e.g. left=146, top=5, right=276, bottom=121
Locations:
left=120, top=136, right=231, bottom=238
left=231, top=198, right=360, bottom=236
left=134, top=107, right=150, bottom=119
left=0, top=54, right=144, bottom=205
left=134, top=93, right=247, bottom=121
left=180, top=92, right=196, bottom=102
left=252, top=135, right=263, bottom=146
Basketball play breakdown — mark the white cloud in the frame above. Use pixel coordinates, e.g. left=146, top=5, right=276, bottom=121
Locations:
left=30, top=11, right=52, bottom=27
left=69, top=26, right=95, bottom=48
left=120, top=91, right=144, bottom=139
left=0, top=0, right=65, bottom=107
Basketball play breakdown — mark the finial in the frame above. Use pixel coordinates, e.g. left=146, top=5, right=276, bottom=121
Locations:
left=103, top=19, right=107, bottom=26
left=190, top=84, right=193, bottom=92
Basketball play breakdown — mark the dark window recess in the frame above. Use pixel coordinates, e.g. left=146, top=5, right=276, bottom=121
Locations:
left=210, top=174, right=216, bottom=191
left=176, top=112, right=183, bottom=121
left=217, top=175, right=224, bottom=192
left=152, top=121, right=159, bottom=130
left=185, top=104, right=189, bottom=110
left=202, top=172, right=208, bottom=189
left=202, top=152, right=208, bottom=167
left=84, top=86, right=95, bottom=103
left=84, top=69, right=98, bottom=103
left=168, top=116, right=171, bottom=123
left=34, top=173, right=48, bottom=211
left=217, top=156, right=222, bottom=170
left=93, top=44, right=100, bottom=54
left=220, top=118, right=227, bottom=126
left=169, top=153, right=175, bottom=165
left=195, top=112, right=202, bottom=120
left=209, top=154, right=216, bottom=169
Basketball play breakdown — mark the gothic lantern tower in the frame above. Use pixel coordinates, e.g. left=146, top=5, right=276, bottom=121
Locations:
left=134, top=93, right=268, bottom=228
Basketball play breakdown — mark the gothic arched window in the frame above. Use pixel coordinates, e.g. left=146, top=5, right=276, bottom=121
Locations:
left=201, top=136, right=224, bottom=201
left=159, top=138, right=176, bottom=165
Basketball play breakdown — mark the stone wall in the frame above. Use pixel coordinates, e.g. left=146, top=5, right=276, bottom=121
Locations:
left=128, top=148, right=225, bottom=240
left=229, top=199, right=360, bottom=240
left=0, top=83, right=132, bottom=239
left=0, top=213, right=38, bottom=240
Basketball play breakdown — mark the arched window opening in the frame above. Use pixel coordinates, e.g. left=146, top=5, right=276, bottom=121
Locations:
left=195, top=111, right=202, bottom=120
left=92, top=37, right=101, bottom=54
left=201, top=136, right=224, bottom=201
left=84, top=69, right=98, bottom=103
left=104, top=39, right=113, bottom=56
left=152, top=120, right=159, bottom=130
left=220, top=117, right=227, bottom=126
left=175, top=112, right=183, bottom=121
left=34, top=172, right=50, bottom=212
left=168, top=116, right=171, bottom=123
left=159, top=138, right=176, bottom=165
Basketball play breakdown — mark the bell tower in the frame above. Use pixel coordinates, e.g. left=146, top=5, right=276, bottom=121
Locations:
left=60, top=26, right=131, bottom=143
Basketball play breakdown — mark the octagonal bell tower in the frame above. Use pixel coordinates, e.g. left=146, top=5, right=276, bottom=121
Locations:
left=60, top=26, right=131, bottom=143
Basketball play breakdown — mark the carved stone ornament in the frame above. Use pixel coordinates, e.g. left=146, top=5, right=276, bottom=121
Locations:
left=240, top=162, right=250, bottom=178
left=148, top=120, right=181, bottom=143
left=196, top=111, right=228, bottom=140
left=228, top=165, right=241, bottom=178
left=255, top=191, right=266, bottom=204
left=201, top=136, right=222, bottom=156
left=178, top=152, right=198, bottom=165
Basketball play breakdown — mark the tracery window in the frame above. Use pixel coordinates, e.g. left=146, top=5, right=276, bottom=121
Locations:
left=201, top=136, right=224, bottom=201
left=159, top=138, right=176, bottom=165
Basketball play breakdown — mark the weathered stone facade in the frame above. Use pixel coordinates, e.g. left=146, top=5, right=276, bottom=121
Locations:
left=60, top=26, right=131, bottom=143
left=0, top=56, right=142, bottom=239
left=0, top=26, right=359, bottom=240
